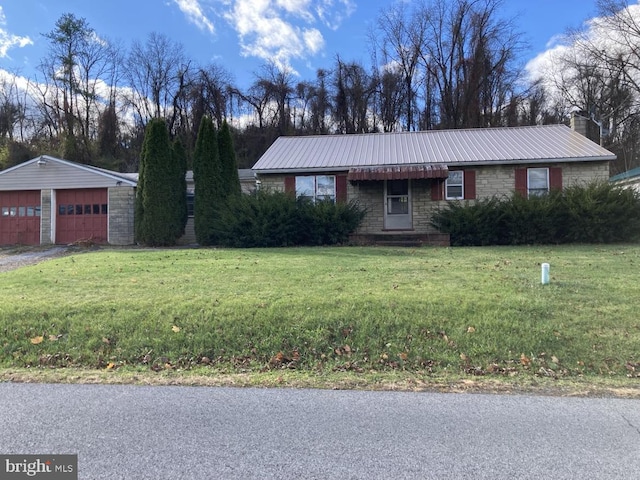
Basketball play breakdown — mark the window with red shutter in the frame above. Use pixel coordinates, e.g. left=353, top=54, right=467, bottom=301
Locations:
left=336, top=174, right=347, bottom=202
left=549, top=167, right=562, bottom=190
left=284, top=176, right=295, bottom=194
left=431, top=180, right=444, bottom=201
left=464, top=170, right=476, bottom=200
left=289, top=175, right=339, bottom=202
left=515, top=168, right=527, bottom=196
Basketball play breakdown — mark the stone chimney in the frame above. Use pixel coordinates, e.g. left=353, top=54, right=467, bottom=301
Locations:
left=570, top=111, right=601, bottom=144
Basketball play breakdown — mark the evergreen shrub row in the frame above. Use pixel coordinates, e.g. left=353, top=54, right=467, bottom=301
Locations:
left=430, top=181, right=640, bottom=246
left=214, top=191, right=366, bottom=247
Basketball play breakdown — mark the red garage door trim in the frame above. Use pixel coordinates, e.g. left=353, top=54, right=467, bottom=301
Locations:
left=0, top=190, right=41, bottom=245
left=56, top=189, right=108, bottom=244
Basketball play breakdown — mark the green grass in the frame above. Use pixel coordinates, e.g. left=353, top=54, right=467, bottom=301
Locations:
left=1, top=245, right=639, bottom=381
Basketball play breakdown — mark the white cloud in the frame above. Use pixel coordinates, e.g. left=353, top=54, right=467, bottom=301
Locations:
left=525, top=2, right=640, bottom=116
left=276, top=0, right=314, bottom=22
left=545, top=33, right=567, bottom=50
left=316, top=0, right=356, bottom=31
left=0, top=7, right=33, bottom=59
left=174, top=0, right=216, bottom=35
left=222, top=0, right=354, bottom=72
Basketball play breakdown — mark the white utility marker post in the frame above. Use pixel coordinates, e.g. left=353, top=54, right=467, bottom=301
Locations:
left=541, top=263, right=550, bottom=285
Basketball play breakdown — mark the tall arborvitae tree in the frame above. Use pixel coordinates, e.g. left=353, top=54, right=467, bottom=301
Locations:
left=218, top=120, right=241, bottom=197
left=173, top=137, right=189, bottom=237
left=193, top=116, right=221, bottom=245
left=135, top=118, right=184, bottom=246
left=134, top=133, right=148, bottom=242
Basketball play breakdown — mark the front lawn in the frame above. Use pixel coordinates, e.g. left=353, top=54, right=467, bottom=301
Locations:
left=1, top=245, right=639, bottom=385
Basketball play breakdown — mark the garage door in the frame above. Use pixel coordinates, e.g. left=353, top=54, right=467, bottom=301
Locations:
left=56, top=189, right=108, bottom=244
left=0, top=191, right=41, bottom=245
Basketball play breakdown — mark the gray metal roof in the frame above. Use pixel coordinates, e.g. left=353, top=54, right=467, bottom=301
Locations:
left=252, top=124, right=616, bottom=173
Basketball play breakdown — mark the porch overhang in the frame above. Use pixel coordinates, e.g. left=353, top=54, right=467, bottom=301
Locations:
left=347, top=164, right=449, bottom=181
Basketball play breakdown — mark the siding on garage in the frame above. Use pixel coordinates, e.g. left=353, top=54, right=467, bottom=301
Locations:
left=0, top=157, right=134, bottom=190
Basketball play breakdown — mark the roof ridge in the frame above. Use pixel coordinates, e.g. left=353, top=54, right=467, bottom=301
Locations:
left=277, top=124, right=567, bottom=140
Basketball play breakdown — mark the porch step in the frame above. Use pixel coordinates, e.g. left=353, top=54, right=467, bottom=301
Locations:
left=374, top=240, right=423, bottom=247
left=349, top=233, right=450, bottom=247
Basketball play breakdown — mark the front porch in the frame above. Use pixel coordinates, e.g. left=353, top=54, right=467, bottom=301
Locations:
left=349, top=232, right=450, bottom=247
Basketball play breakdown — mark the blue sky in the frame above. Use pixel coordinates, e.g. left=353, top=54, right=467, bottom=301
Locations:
left=0, top=0, right=633, bottom=89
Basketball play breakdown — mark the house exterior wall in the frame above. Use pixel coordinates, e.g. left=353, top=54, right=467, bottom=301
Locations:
left=350, top=179, right=443, bottom=235
left=258, top=174, right=287, bottom=192
left=256, top=160, right=611, bottom=238
left=108, top=186, right=135, bottom=245
left=474, top=161, right=609, bottom=200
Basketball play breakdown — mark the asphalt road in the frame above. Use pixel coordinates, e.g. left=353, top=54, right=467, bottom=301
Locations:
left=0, top=383, right=639, bottom=479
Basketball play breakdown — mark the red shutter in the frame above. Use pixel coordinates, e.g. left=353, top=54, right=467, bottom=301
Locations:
left=431, top=180, right=444, bottom=201
left=549, top=167, right=563, bottom=191
left=464, top=170, right=476, bottom=200
left=284, top=176, right=295, bottom=194
left=336, top=174, right=348, bottom=202
left=515, top=169, right=527, bottom=196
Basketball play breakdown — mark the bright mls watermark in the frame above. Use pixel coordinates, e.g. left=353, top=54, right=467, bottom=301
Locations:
left=1, top=455, right=77, bottom=479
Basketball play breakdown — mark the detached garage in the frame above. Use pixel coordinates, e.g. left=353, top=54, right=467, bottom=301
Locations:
left=0, top=156, right=137, bottom=246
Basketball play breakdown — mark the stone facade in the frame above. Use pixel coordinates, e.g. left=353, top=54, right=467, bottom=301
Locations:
left=474, top=162, right=609, bottom=200
left=257, top=161, right=611, bottom=239
left=108, top=186, right=135, bottom=245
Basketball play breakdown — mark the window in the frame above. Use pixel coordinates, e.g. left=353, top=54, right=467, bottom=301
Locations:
left=187, top=192, right=195, bottom=217
left=528, top=168, right=549, bottom=196
left=386, top=179, right=409, bottom=214
left=446, top=171, right=464, bottom=199
left=295, top=175, right=336, bottom=202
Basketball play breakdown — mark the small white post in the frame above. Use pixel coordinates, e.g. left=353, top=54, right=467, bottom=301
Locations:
left=541, top=263, right=550, bottom=285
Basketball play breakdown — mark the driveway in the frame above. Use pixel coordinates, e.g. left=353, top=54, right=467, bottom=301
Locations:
left=0, top=246, right=70, bottom=273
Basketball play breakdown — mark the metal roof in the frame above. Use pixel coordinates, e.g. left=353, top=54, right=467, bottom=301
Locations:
left=610, top=166, right=640, bottom=182
left=252, top=124, right=616, bottom=173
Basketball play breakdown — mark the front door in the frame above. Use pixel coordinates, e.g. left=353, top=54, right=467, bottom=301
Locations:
left=384, top=179, right=412, bottom=230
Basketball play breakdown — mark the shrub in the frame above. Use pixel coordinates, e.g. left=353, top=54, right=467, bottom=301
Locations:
left=561, top=181, right=640, bottom=243
left=215, top=191, right=366, bottom=247
left=135, top=118, right=185, bottom=246
left=431, top=181, right=640, bottom=246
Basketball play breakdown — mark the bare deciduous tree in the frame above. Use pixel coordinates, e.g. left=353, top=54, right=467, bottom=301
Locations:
left=125, top=32, right=191, bottom=131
